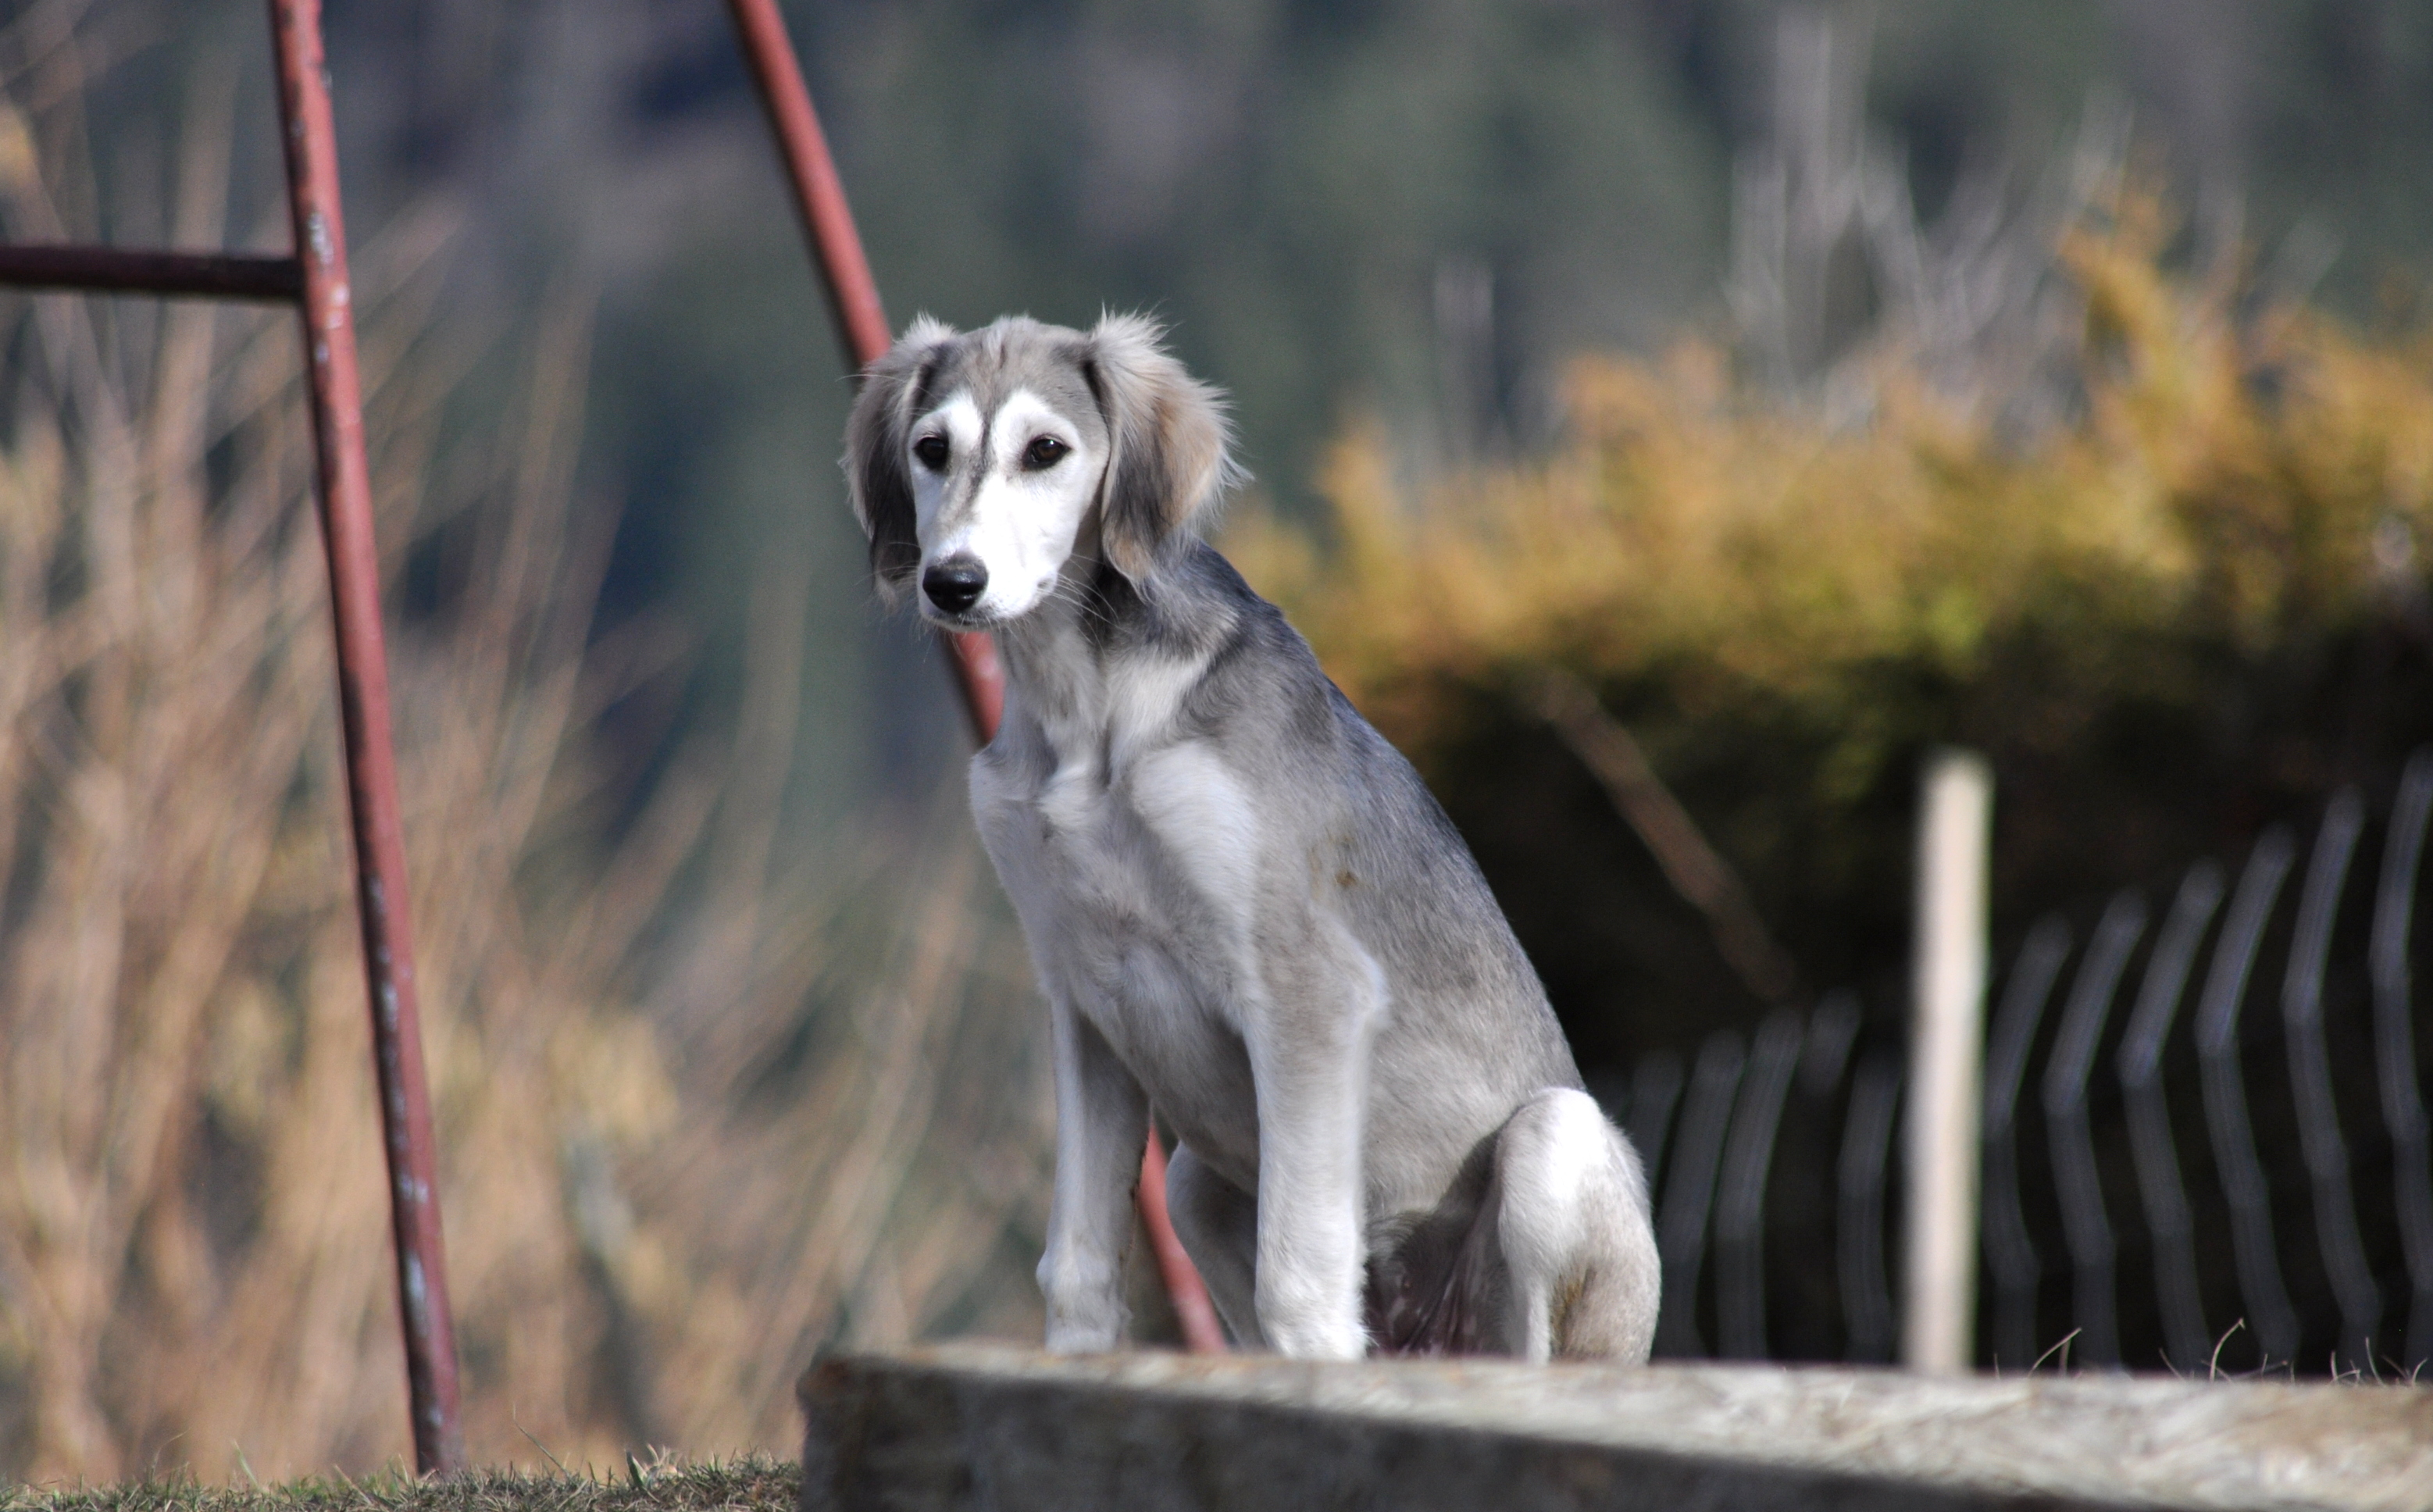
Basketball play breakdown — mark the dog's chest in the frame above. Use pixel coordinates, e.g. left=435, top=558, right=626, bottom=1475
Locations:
left=981, top=724, right=1255, bottom=946
left=971, top=652, right=1268, bottom=1034
left=976, top=716, right=1269, bottom=1175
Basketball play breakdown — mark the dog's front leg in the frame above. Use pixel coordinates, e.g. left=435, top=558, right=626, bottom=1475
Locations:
left=1247, top=943, right=1386, bottom=1359
left=1038, top=994, right=1148, bottom=1353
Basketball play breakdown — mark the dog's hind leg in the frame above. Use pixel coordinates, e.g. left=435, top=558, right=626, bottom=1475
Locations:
left=1491, top=1087, right=1661, bottom=1363
left=1163, top=1142, right=1264, bottom=1349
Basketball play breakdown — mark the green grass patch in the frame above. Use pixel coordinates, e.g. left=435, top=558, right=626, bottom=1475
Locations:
left=2, top=1456, right=800, bottom=1512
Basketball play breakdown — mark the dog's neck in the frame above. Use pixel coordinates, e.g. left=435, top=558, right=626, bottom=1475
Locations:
left=991, top=550, right=1138, bottom=722
left=986, top=540, right=1221, bottom=773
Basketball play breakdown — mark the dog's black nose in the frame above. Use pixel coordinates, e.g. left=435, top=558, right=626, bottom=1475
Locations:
left=922, top=555, right=988, bottom=615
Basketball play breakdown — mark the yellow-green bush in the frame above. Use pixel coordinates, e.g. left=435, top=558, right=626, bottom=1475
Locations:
left=1229, top=198, right=2433, bottom=1055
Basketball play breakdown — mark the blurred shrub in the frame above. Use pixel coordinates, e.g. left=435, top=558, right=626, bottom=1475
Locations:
left=1229, top=193, right=2433, bottom=1061
left=0, top=52, right=1049, bottom=1483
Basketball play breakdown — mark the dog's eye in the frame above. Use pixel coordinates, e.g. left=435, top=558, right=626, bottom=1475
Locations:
left=913, top=434, right=950, bottom=471
left=1023, top=436, right=1069, bottom=470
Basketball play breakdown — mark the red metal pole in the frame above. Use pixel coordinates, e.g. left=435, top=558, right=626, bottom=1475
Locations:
left=268, top=0, right=465, bottom=1473
left=721, top=0, right=889, bottom=373
left=722, top=0, right=1221, bottom=1352
left=719, top=0, right=1003, bottom=744
left=0, top=244, right=301, bottom=301
left=1138, top=1134, right=1231, bottom=1353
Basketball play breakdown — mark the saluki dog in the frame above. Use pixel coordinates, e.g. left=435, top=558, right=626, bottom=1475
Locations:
left=844, top=313, right=1658, bottom=1361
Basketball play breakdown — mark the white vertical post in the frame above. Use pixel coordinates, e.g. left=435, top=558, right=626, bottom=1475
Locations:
left=1903, top=747, right=1994, bottom=1374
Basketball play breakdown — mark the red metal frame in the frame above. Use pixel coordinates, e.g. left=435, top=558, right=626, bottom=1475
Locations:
left=0, top=245, right=301, bottom=301
left=0, top=2, right=1220, bottom=1479
left=1138, top=1132, right=1230, bottom=1353
left=268, top=0, right=464, bottom=1471
left=719, top=0, right=1004, bottom=743
left=0, top=0, right=466, bottom=1476
left=723, top=0, right=1221, bottom=1353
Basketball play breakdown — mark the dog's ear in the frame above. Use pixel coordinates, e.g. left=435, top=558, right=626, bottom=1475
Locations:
left=843, top=316, right=957, bottom=602
left=1082, top=314, right=1239, bottom=584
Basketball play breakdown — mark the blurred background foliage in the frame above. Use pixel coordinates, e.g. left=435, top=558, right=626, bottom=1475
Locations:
left=1229, top=187, right=2433, bottom=1064
left=2, top=0, right=2433, bottom=1479
left=0, top=9, right=1057, bottom=1481
left=300, top=0, right=2433, bottom=832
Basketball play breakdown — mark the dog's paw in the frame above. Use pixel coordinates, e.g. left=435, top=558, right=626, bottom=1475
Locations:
left=1261, top=1314, right=1368, bottom=1360
left=1041, top=1313, right=1128, bottom=1353
left=1040, top=1278, right=1129, bottom=1353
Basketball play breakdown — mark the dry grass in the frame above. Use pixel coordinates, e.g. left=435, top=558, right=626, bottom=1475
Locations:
left=0, top=15, right=1051, bottom=1485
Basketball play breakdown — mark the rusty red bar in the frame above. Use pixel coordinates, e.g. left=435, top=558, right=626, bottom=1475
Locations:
left=1138, top=1134, right=1230, bottom=1353
left=0, top=244, right=302, bottom=301
left=722, top=0, right=1222, bottom=1351
left=721, top=0, right=890, bottom=373
left=719, top=0, right=1003, bottom=744
left=269, top=0, right=464, bottom=1474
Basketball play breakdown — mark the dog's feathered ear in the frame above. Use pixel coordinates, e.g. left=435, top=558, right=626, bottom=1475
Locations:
left=843, top=316, right=957, bottom=601
left=1082, top=314, right=1240, bottom=584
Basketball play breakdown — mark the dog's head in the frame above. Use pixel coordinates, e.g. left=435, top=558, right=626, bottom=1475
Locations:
left=843, top=312, right=1237, bottom=626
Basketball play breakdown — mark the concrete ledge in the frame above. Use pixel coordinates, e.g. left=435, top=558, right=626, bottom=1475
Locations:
left=797, top=1342, right=2433, bottom=1512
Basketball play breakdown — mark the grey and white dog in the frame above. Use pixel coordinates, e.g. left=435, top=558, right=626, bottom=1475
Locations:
left=844, top=312, right=1658, bottom=1361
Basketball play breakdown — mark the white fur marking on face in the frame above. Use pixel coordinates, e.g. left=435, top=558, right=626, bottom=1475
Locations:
left=915, top=387, right=1099, bottom=624
left=908, top=393, right=983, bottom=537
